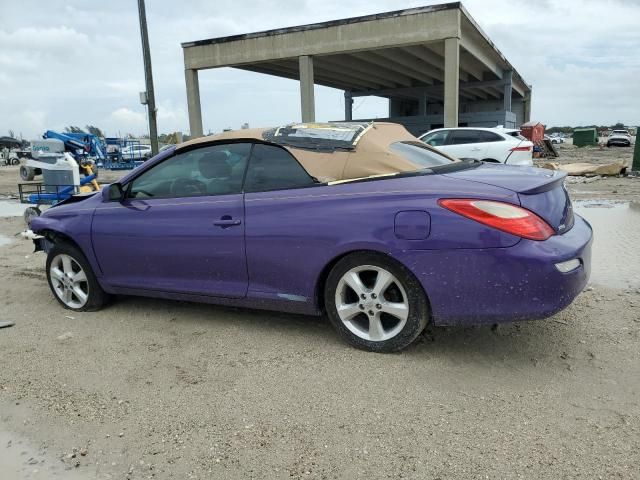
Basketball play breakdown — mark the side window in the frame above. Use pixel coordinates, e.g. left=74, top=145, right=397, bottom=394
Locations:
left=421, top=130, right=449, bottom=147
left=477, top=131, right=503, bottom=143
left=448, top=130, right=483, bottom=145
left=128, top=143, right=250, bottom=199
left=244, top=144, right=315, bottom=193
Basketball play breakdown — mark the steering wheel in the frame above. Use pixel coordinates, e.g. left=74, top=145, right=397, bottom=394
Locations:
left=170, top=177, right=207, bottom=196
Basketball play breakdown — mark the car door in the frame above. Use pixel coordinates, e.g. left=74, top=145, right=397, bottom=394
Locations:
left=242, top=143, right=320, bottom=301
left=91, top=142, right=251, bottom=298
left=443, top=129, right=488, bottom=160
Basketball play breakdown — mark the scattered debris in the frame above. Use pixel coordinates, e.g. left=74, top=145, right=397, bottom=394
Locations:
left=56, top=332, right=74, bottom=341
left=540, top=160, right=628, bottom=176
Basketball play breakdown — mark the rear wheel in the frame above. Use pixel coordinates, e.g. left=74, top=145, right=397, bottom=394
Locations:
left=324, top=252, right=429, bottom=352
left=46, top=243, right=109, bottom=312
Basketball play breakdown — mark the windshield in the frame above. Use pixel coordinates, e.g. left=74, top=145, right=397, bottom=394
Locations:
left=389, top=141, right=456, bottom=168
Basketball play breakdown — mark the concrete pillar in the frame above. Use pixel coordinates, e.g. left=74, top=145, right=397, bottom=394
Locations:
left=299, top=55, right=315, bottom=122
left=185, top=68, right=203, bottom=138
left=523, top=90, right=532, bottom=123
left=444, top=37, right=460, bottom=128
left=503, top=70, right=513, bottom=112
left=344, top=90, right=353, bottom=121
left=418, top=91, right=428, bottom=116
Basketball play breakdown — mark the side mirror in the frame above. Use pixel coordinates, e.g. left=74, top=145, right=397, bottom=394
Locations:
left=102, top=183, right=124, bottom=202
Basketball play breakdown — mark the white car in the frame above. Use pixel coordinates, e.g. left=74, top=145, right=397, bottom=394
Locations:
left=548, top=133, right=565, bottom=144
left=121, top=144, right=152, bottom=160
left=419, top=127, right=534, bottom=166
left=607, top=130, right=632, bottom=147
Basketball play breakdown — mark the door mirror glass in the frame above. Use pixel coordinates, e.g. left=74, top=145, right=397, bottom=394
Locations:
left=102, top=183, right=124, bottom=202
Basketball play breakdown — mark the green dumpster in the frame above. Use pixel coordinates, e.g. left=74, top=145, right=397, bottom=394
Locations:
left=572, top=128, right=598, bottom=147
left=633, top=131, right=640, bottom=172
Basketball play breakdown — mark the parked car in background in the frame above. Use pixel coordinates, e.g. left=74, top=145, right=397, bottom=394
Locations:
left=548, top=133, right=565, bottom=144
left=419, top=127, right=533, bottom=165
left=29, top=122, right=591, bottom=352
left=121, top=144, right=152, bottom=160
left=607, top=130, right=632, bottom=147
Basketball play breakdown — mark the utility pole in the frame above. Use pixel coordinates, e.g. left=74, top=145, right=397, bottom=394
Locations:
left=137, top=0, right=158, bottom=155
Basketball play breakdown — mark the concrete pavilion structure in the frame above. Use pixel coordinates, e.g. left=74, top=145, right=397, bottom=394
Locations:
left=181, top=2, right=532, bottom=138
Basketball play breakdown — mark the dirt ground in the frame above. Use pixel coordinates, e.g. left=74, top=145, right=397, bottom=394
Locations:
left=0, top=150, right=639, bottom=479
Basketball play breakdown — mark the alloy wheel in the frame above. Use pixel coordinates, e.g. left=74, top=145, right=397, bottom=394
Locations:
left=49, top=254, right=89, bottom=309
left=334, top=265, right=409, bottom=342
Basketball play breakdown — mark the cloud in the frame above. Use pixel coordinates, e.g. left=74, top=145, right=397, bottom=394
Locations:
left=109, top=108, right=146, bottom=134
left=0, top=0, right=638, bottom=139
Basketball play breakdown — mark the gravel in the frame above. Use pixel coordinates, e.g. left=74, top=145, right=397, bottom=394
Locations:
left=0, top=158, right=639, bottom=479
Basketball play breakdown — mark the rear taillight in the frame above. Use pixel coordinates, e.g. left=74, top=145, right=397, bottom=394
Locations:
left=438, top=199, right=554, bottom=241
left=509, top=145, right=532, bottom=152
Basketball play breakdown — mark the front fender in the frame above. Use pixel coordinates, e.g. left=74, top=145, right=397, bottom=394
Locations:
left=30, top=211, right=102, bottom=277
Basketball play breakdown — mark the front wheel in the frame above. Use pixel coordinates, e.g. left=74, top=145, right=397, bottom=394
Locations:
left=324, top=252, right=429, bottom=352
left=46, top=243, right=109, bottom=311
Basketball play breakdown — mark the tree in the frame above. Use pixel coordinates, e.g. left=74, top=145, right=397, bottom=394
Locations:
left=65, top=126, right=86, bottom=133
left=85, top=125, right=105, bottom=138
left=8, top=129, right=15, bottom=138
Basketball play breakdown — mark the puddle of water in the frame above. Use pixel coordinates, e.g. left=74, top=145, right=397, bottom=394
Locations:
left=0, top=200, right=29, bottom=217
left=0, top=234, right=11, bottom=246
left=574, top=200, right=640, bottom=288
left=0, top=429, right=91, bottom=479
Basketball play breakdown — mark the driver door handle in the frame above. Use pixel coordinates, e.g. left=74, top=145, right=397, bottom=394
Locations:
left=214, top=215, right=242, bottom=228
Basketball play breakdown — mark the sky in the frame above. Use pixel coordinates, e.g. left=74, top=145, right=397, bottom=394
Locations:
left=1, top=0, right=639, bottom=139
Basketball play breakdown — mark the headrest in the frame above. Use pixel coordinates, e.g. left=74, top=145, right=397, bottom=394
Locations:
left=199, top=151, right=231, bottom=179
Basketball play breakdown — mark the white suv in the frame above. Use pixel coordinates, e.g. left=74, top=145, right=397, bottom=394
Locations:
left=121, top=144, right=153, bottom=160
left=419, top=127, right=534, bottom=166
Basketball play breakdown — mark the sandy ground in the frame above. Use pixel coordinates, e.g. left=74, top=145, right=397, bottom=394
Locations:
left=0, top=151, right=639, bottom=479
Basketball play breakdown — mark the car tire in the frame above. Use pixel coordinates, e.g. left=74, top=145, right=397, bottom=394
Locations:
left=46, top=242, right=110, bottom=312
left=324, top=252, right=429, bottom=352
left=20, top=165, right=34, bottom=181
left=607, top=142, right=612, bottom=148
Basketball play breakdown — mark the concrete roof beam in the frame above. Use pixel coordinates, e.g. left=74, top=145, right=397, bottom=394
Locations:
left=361, top=50, right=436, bottom=85
left=318, top=55, right=412, bottom=88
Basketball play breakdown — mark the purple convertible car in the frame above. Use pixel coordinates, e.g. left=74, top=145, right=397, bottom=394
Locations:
left=30, top=122, right=592, bottom=352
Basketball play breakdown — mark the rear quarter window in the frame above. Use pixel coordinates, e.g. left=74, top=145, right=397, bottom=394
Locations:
left=389, top=141, right=454, bottom=168
left=244, top=144, right=316, bottom=192
left=477, top=131, right=504, bottom=142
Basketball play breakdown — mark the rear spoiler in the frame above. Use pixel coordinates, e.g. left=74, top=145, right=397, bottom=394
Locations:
left=518, top=170, right=567, bottom=195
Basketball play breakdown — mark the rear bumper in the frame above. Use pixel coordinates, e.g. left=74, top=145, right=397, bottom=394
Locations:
left=395, top=214, right=593, bottom=326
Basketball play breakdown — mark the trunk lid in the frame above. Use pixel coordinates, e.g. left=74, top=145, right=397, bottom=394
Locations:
left=443, top=163, right=574, bottom=234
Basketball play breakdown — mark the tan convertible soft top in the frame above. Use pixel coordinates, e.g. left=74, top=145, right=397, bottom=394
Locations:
left=177, top=122, right=439, bottom=182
